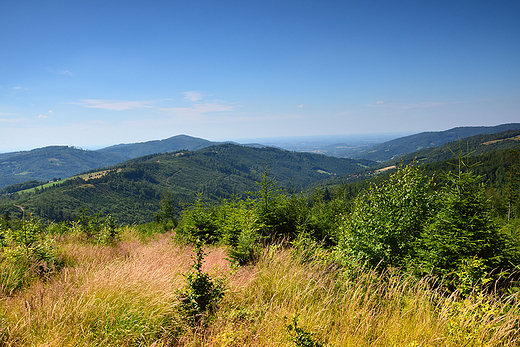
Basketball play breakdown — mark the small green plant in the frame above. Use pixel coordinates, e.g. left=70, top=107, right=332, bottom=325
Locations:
left=76, top=208, right=120, bottom=245
left=177, top=194, right=220, bottom=243
left=219, top=198, right=262, bottom=266
left=178, top=238, right=225, bottom=324
left=454, top=256, right=491, bottom=297
left=286, top=315, right=324, bottom=347
left=155, top=191, right=179, bottom=231
left=0, top=215, right=63, bottom=294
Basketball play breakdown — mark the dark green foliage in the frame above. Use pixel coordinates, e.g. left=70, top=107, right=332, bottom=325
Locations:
left=286, top=315, right=324, bottom=347
left=0, top=216, right=64, bottom=294
left=419, top=159, right=506, bottom=281
left=178, top=239, right=225, bottom=324
left=359, top=124, right=520, bottom=162
left=505, top=150, right=519, bottom=221
left=76, top=208, right=120, bottom=245
left=303, top=187, right=352, bottom=246
left=337, top=163, right=436, bottom=269
left=0, top=143, right=374, bottom=225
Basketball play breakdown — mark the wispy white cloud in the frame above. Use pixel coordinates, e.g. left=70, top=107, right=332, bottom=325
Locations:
left=369, top=100, right=462, bottom=109
left=183, top=91, right=203, bottom=102
left=0, top=111, right=19, bottom=116
left=13, top=86, right=22, bottom=90
left=38, top=114, right=47, bottom=119
left=48, top=110, right=53, bottom=113
left=47, top=67, right=73, bottom=76
left=0, top=116, right=23, bottom=123
left=78, top=99, right=154, bottom=111
left=159, top=102, right=233, bottom=119
left=297, top=105, right=303, bottom=108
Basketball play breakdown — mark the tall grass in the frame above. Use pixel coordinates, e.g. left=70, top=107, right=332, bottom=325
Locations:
left=205, top=250, right=520, bottom=346
left=1, top=232, right=193, bottom=346
left=1, top=230, right=519, bottom=346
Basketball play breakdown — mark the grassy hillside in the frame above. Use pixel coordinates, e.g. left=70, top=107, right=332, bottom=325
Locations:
left=0, top=135, right=222, bottom=190
left=1, top=228, right=518, bottom=346
left=1, top=140, right=519, bottom=346
left=0, top=144, right=375, bottom=224
left=314, top=129, right=520, bottom=195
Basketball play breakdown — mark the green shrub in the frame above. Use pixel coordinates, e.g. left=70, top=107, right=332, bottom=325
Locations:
left=177, top=195, right=220, bottom=243
left=336, top=163, right=436, bottom=270
left=419, top=161, right=507, bottom=284
left=286, top=315, right=324, bottom=347
left=76, top=208, right=121, bottom=245
left=0, top=216, right=63, bottom=294
left=177, top=238, right=225, bottom=325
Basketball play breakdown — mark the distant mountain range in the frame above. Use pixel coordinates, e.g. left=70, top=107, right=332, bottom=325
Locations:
left=1, top=123, right=520, bottom=190
left=0, top=144, right=375, bottom=224
left=348, top=123, right=520, bottom=162
left=382, top=128, right=520, bottom=168
left=2, top=124, right=520, bottom=224
left=0, top=135, right=221, bottom=189
left=97, top=134, right=225, bottom=160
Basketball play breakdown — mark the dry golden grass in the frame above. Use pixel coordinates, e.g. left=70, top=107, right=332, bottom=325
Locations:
left=1, top=231, right=519, bottom=346
left=1, top=232, right=194, bottom=346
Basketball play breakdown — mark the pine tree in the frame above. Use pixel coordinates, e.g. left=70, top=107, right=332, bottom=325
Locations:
left=419, top=145, right=505, bottom=281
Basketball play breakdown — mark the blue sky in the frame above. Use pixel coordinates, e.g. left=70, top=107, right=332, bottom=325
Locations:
left=1, top=1, right=519, bottom=152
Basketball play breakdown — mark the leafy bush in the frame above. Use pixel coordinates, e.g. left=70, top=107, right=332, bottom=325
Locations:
left=286, top=315, right=324, bottom=347
left=0, top=216, right=63, bottom=294
left=453, top=256, right=492, bottom=297
left=336, top=163, right=436, bottom=270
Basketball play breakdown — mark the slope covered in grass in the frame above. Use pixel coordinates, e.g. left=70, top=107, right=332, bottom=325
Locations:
left=1, top=229, right=519, bottom=346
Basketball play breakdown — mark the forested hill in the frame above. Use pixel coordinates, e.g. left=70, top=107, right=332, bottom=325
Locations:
left=355, top=123, right=520, bottom=162
left=0, top=146, right=126, bottom=189
left=0, top=135, right=221, bottom=189
left=0, top=144, right=375, bottom=224
left=97, top=134, right=222, bottom=159
left=314, top=129, right=520, bottom=199
left=384, top=128, right=520, bottom=168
